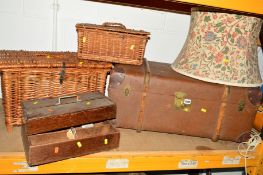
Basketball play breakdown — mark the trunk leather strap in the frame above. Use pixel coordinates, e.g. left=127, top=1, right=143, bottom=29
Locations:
left=212, top=86, right=230, bottom=141
left=136, top=59, right=151, bottom=132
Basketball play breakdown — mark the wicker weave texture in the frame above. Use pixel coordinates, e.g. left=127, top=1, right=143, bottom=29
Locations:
left=2, top=67, right=110, bottom=126
left=0, top=50, right=112, bottom=69
left=76, top=23, right=150, bottom=65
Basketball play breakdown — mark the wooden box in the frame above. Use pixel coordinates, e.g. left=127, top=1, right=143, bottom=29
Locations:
left=22, top=122, right=120, bottom=166
left=22, top=92, right=116, bottom=135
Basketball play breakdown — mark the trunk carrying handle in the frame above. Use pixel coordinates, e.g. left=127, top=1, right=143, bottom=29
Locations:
left=56, top=95, right=81, bottom=105
left=102, top=22, right=126, bottom=29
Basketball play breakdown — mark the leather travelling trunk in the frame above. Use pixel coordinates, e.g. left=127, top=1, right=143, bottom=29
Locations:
left=109, top=60, right=262, bottom=142
left=22, top=92, right=116, bottom=135
left=22, top=122, right=120, bottom=166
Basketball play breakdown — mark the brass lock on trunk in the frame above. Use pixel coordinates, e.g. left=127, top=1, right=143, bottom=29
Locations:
left=174, top=92, right=192, bottom=112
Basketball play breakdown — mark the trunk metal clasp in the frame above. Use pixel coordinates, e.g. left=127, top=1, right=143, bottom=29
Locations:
left=174, top=92, right=191, bottom=112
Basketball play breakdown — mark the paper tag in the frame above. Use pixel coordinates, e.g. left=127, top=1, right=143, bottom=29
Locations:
left=222, top=156, right=241, bottom=165
left=66, top=128, right=76, bottom=140
left=201, top=108, right=207, bottom=112
left=223, top=57, right=230, bottom=63
left=106, top=159, right=129, bottom=169
left=178, top=160, right=198, bottom=169
left=184, top=99, right=192, bottom=105
left=13, top=162, right=38, bottom=173
left=82, top=37, right=86, bottom=43
left=86, top=101, right=91, bottom=105
left=81, top=123, right=94, bottom=128
left=130, top=45, right=135, bottom=50
left=54, top=146, right=59, bottom=153
left=77, top=141, right=82, bottom=148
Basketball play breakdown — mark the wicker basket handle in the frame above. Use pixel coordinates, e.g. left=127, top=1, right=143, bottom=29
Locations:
left=102, top=22, right=126, bottom=29
left=56, top=95, right=81, bottom=105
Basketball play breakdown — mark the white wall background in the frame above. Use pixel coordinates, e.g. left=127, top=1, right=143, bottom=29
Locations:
left=0, top=0, right=191, bottom=62
left=0, top=0, right=262, bottom=66
left=0, top=0, right=262, bottom=174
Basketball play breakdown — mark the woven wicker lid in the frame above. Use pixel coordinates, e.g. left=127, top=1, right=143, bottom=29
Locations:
left=76, top=22, right=150, bottom=36
left=0, top=50, right=112, bottom=69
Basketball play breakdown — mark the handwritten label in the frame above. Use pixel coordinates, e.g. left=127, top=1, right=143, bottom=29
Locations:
left=178, top=160, right=198, bottom=169
left=222, top=156, right=241, bottom=165
left=106, top=159, right=129, bottom=169
left=13, top=162, right=38, bottom=173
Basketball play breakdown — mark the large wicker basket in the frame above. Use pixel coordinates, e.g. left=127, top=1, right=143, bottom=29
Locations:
left=76, top=22, right=150, bottom=65
left=0, top=51, right=112, bottom=128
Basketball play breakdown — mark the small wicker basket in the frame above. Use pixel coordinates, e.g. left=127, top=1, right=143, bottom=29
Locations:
left=0, top=51, right=112, bottom=128
left=76, top=22, right=150, bottom=65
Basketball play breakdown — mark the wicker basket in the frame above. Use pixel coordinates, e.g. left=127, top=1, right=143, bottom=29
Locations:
left=2, top=67, right=111, bottom=127
left=0, top=51, right=112, bottom=128
left=76, top=22, right=150, bottom=65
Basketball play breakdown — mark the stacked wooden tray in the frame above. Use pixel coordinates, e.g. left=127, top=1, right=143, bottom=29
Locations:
left=21, top=92, right=120, bottom=166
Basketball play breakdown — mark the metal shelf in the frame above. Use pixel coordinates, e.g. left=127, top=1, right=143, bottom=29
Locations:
left=0, top=150, right=261, bottom=174
left=87, top=0, right=263, bottom=15
left=175, top=0, right=263, bottom=15
left=0, top=1, right=263, bottom=174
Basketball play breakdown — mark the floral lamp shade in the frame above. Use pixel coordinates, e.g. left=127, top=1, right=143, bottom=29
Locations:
left=171, top=8, right=263, bottom=87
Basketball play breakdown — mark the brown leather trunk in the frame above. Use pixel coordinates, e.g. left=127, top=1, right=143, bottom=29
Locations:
left=109, top=59, right=262, bottom=142
left=22, top=122, right=120, bottom=166
left=22, top=92, right=116, bottom=135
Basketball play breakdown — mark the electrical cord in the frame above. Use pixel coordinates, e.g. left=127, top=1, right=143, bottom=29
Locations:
left=238, top=129, right=262, bottom=175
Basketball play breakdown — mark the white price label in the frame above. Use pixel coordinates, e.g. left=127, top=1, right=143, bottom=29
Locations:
left=222, top=156, right=241, bottom=165
left=13, top=162, right=38, bottom=173
left=184, top=99, right=192, bottom=105
left=106, top=159, right=129, bottom=169
left=178, top=160, right=198, bottom=169
left=81, top=123, right=94, bottom=128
